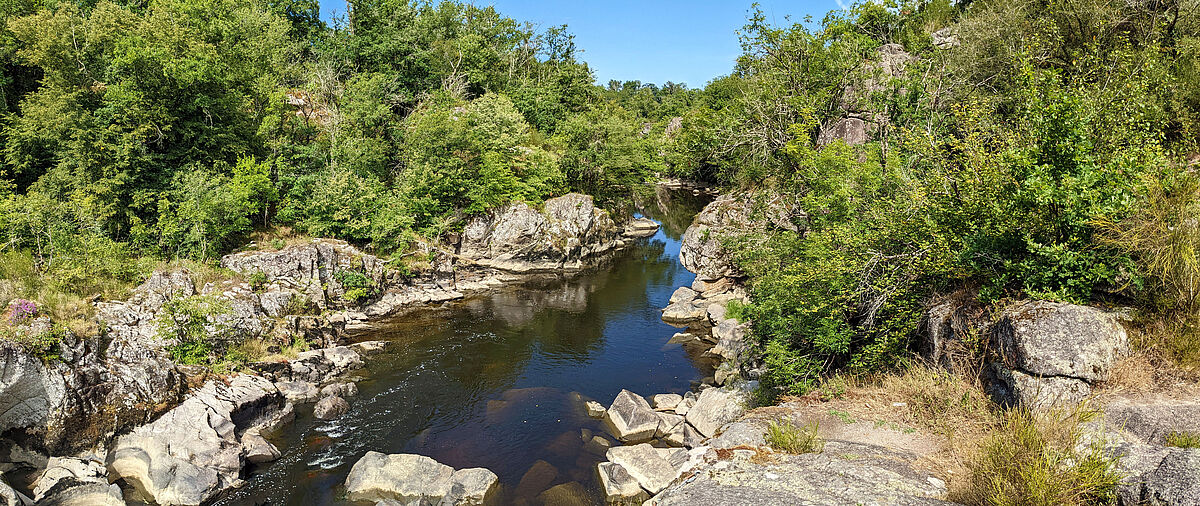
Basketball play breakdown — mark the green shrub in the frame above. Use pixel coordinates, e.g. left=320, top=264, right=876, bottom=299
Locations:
left=247, top=271, right=268, bottom=292
left=765, top=419, right=824, bottom=454
left=333, top=270, right=374, bottom=304
left=155, top=296, right=233, bottom=365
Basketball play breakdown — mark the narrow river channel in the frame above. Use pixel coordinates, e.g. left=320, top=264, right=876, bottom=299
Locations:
left=216, top=190, right=714, bottom=505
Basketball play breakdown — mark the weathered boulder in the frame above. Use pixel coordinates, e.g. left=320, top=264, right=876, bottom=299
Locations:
left=459, top=193, right=621, bottom=273
left=275, top=381, right=319, bottom=403
left=603, top=390, right=660, bottom=442
left=344, top=452, right=498, bottom=505
left=106, top=374, right=285, bottom=505
left=597, top=461, right=649, bottom=504
left=989, top=301, right=1127, bottom=407
left=818, top=43, right=915, bottom=147
left=32, top=456, right=124, bottom=506
left=686, top=386, right=751, bottom=438
left=605, top=444, right=688, bottom=495
left=241, top=429, right=281, bottom=464
left=932, top=27, right=959, bottom=49
left=652, top=440, right=952, bottom=506
left=313, top=395, right=350, bottom=420
left=661, top=300, right=708, bottom=325
left=668, top=287, right=697, bottom=305
left=994, top=301, right=1127, bottom=382
left=679, top=193, right=801, bottom=280
left=320, top=381, right=358, bottom=399
left=585, top=400, right=607, bottom=419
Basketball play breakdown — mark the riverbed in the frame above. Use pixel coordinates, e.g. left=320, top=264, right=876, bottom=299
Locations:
left=215, top=191, right=713, bottom=505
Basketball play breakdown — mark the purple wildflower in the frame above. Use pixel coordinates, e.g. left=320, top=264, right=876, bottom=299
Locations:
left=5, top=299, right=37, bottom=324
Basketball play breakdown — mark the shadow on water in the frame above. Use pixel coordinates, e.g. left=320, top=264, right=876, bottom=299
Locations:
left=215, top=190, right=712, bottom=506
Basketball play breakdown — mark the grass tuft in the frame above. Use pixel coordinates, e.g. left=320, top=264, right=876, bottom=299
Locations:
left=765, top=419, right=824, bottom=454
left=1166, top=431, right=1200, bottom=449
left=951, top=404, right=1122, bottom=506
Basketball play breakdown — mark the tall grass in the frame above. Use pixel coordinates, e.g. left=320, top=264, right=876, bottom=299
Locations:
left=951, top=405, right=1122, bottom=506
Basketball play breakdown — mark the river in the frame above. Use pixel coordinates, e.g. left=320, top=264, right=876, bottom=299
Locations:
left=215, top=189, right=713, bottom=505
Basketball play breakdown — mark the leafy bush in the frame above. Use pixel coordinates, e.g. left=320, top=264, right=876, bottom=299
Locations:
left=155, top=296, right=233, bottom=365
left=764, top=419, right=824, bottom=454
left=333, top=270, right=374, bottom=304
left=247, top=271, right=268, bottom=292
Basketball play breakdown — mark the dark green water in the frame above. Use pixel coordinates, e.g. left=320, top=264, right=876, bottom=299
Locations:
left=216, top=190, right=712, bottom=505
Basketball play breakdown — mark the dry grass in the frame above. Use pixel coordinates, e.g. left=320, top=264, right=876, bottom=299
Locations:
left=949, top=404, right=1122, bottom=506
left=1166, top=430, right=1200, bottom=449
left=246, top=226, right=312, bottom=252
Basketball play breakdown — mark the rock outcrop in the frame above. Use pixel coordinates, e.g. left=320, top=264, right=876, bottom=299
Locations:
left=344, top=452, right=499, bottom=505
left=1084, top=417, right=1200, bottom=506
left=678, top=193, right=801, bottom=281
left=31, top=456, right=123, bottom=506
left=460, top=193, right=623, bottom=273
left=106, top=374, right=287, bottom=505
left=818, top=43, right=915, bottom=146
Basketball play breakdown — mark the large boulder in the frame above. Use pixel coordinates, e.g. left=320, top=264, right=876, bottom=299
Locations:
left=603, top=390, right=660, bottom=443
left=605, top=444, right=689, bottom=495
left=106, top=374, right=286, bottom=505
left=679, top=193, right=801, bottom=280
left=221, top=239, right=391, bottom=310
left=313, top=395, right=350, bottom=420
left=989, top=301, right=1128, bottom=407
left=459, top=193, right=621, bottom=273
left=686, top=386, right=752, bottom=438
left=344, top=452, right=498, bottom=505
left=818, top=43, right=915, bottom=147
left=597, top=461, right=649, bottom=504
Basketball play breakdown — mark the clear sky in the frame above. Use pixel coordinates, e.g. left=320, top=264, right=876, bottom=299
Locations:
left=316, top=1, right=845, bottom=89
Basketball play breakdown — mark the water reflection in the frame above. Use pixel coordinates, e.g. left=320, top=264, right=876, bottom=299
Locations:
left=216, top=191, right=711, bottom=505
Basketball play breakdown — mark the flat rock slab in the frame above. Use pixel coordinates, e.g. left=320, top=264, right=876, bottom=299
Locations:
left=1105, top=399, right=1200, bottom=445
left=653, top=440, right=953, bottom=506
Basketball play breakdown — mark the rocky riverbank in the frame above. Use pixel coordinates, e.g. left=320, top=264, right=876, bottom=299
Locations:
left=0, top=192, right=664, bottom=504
left=584, top=191, right=1200, bottom=505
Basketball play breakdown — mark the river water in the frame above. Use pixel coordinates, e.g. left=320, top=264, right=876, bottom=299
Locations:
left=216, top=190, right=713, bottom=505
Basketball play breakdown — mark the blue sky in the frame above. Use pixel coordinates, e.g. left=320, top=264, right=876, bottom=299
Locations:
left=316, top=1, right=845, bottom=89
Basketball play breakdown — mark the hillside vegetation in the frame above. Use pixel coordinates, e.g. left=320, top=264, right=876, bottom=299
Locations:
left=654, top=0, right=1200, bottom=395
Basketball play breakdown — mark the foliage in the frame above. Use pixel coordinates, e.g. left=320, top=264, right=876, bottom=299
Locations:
left=247, top=271, right=269, bottom=292
left=4, top=298, right=36, bottom=324
left=952, top=406, right=1122, bottom=506
left=333, top=270, right=373, bottom=303
left=764, top=419, right=824, bottom=454
left=155, top=295, right=232, bottom=365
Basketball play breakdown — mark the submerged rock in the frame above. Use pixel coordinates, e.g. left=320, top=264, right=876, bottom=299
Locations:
left=313, top=395, right=350, bottom=420
left=604, top=390, right=660, bottom=442
left=344, top=452, right=498, bottom=505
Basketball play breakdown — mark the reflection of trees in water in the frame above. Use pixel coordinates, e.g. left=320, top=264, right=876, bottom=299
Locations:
left=637, top=186, right=713, bottom=240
